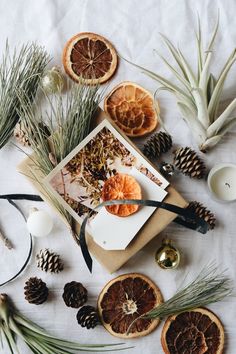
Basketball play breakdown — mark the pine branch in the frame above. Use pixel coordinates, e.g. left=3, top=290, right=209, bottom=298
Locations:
left=0, top=41, right=50, bottom=149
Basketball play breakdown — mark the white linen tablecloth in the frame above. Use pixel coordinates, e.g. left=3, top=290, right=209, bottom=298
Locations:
left=0, top=0, right=236, bottom=353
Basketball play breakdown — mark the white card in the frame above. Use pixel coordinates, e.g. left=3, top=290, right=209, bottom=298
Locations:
left=90, top=167, right=167, bottom=250
left=44, top=119, right=169, bottom=250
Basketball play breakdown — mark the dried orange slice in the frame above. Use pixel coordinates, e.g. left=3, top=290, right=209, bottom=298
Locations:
left=63, top=32, right=118, bottom=84
left=102, top=173, right=141, bottom=217
left=161, top=308, right=224, bottom=354
left=104, top=81, right=159, bottom=137
left=98, top=273, right=163, bottom=338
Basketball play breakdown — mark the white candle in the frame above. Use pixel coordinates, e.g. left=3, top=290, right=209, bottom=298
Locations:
left=208, top=163, right=236, bottom=202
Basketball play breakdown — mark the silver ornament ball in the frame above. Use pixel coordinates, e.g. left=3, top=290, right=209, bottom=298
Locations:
left=42, top=67, right=64, bottom=94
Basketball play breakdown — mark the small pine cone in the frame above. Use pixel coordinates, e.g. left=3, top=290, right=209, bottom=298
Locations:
left=14, top=121, right=31, bottom=146
left=24, top=277, right=49, bottom=305
left=187, top=201, right=216, bottom=230
left=173, top=147, right=206, bottom=179
left=77, top=305, right=100, bottom=329
left=14, top=121, right=50, bottom=147
left=143, top=131, right=172, bottom=159
left=62, top=281, right=87, bottom=308
left=36, top=249, right=64, bottom=273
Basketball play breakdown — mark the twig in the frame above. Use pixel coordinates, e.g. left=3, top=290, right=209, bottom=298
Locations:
left=0, top=229, right=13, bottom=250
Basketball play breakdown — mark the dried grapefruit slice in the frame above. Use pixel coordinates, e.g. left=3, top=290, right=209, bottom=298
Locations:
left=98, top=273, right=163, bottom=338
left=102, top=173, right=141, bottom=217
left=104, top=81, right=159, bottom=137
left=161, top=308, right=224, bottom=354
left=63, top=32, right=118, bottom=84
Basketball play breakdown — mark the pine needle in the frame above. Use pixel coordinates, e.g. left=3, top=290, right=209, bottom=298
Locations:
left=17, top=82, right=101, bottom=230
left=127, top=263, right=233, bottom=334
left=0, top=41, right=49, bottom=149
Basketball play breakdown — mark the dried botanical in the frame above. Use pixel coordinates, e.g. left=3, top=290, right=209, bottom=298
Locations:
left=65, top=127, right=135, bottom=206
left=127, top=264, right=232, bottom=334
left=17, top=82, right=101, bottom=229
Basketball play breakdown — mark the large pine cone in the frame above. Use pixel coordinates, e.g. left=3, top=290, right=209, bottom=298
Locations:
left=24, top=277, right=49, bottom=305
left=173, top=147, right=206, bottom=179
left=62, top=281, right=88, bottom=308
left=77, top=305, right=100, bottom=329
left=187, top=201, right=216, bottom=230
left=143, top=131, right=172, bottom=159
left=36, top=249, right=64, bottom=273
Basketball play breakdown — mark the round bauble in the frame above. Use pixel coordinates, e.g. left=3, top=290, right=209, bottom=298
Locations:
left=42, top=67, right=64, bottom=94
left=26, top=208, right=53, bottom=237
left=155, top=239, right=180, bottom=269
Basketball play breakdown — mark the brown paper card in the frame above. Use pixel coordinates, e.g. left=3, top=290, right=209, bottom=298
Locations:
left=17, top=109, right=187, bottom=273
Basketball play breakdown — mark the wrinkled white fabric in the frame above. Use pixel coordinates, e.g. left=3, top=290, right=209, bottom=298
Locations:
left=0, top=0, right=236, bottom=353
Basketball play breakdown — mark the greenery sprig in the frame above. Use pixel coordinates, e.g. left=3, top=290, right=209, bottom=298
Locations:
left=127, top=263, right=233, bottom=334
left=17, top=82, right=101, bottom=247
left=0, top=294, right=131, bottom=353
left=0, top=41, right=49, bottom=149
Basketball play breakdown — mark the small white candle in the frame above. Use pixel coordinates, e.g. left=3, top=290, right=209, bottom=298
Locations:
left=208, top=163, right=236, bottom=202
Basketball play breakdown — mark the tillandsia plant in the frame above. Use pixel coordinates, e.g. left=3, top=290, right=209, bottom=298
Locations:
left=125, top=14, right=236, bottom=152
left=127, top=263, right=233, bottom=333
left=0, top=294, right=131, bottom=353
left=0, top=41, right=49, bottom=149
left=17, top=83, right=102, bottom=269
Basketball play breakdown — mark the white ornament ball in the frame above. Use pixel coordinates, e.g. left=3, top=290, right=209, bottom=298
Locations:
left=41, top=67, right=64, bottom=94
left=27, top=209, right=53, bottom=237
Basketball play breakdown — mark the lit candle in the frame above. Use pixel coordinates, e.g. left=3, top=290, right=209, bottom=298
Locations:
left=207, top=163, right=236, bottom=202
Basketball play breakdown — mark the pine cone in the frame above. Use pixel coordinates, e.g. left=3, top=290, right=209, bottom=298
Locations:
left=36, top=249, right=64, bottom=273
left=77, top=305, right=100, bottom=329
left=143, top=131, right=172, bottom=159
left=14, top=121, right=31, bottom=146
left=173, top=147, right=206, bottom=179
left=62, top=281, right=87, bottom=308
left=24, top=277, right=49, bottom=305
left=14, top=121, right=50, bottom=147
left=187, top=201, right=216, bottom=230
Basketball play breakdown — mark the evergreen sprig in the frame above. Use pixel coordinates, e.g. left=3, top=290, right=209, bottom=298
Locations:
left=0, top=42, right=49, bottom=149
left=127, top=263, right=233, bottom=334
left=17, top=82, right=101, bottom=235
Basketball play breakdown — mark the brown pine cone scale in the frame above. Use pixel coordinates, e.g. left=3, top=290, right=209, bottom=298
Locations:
left=24, top=277, right=49, bottom=305
left=77, top=305, right=100, bottom=329
left=36, top=249, right=64, bottom=273
left=187, top=201, right=216, bottom=230
left=143, top=131, right=172, bottom=159
left=173, top=147, right=206, bottom=179
left=62, top=281, right=88, bottom=308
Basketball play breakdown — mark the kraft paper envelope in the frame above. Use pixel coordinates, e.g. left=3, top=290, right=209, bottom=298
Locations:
left=17, top=109, right=187, bottom=273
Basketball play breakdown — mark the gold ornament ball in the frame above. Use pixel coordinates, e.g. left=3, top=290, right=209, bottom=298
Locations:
left=155, top=239, right=180, bottom=269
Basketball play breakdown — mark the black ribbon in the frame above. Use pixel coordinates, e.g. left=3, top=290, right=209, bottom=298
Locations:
left=0, top=194, right=43, bottom=287
left=0, top=195, right=210, bottom=275
left=79, top=199, right=209, bottom=273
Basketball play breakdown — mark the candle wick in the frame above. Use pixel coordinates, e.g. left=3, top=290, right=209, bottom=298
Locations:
left=225, top=182, right=231, bottom=188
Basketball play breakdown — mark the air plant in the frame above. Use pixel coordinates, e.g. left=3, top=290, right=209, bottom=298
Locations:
left=0, top=41, right=49, bottom=149
left=0, top=294, right=131, bottom=353
left=125, top=14, right=236, bottom=152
